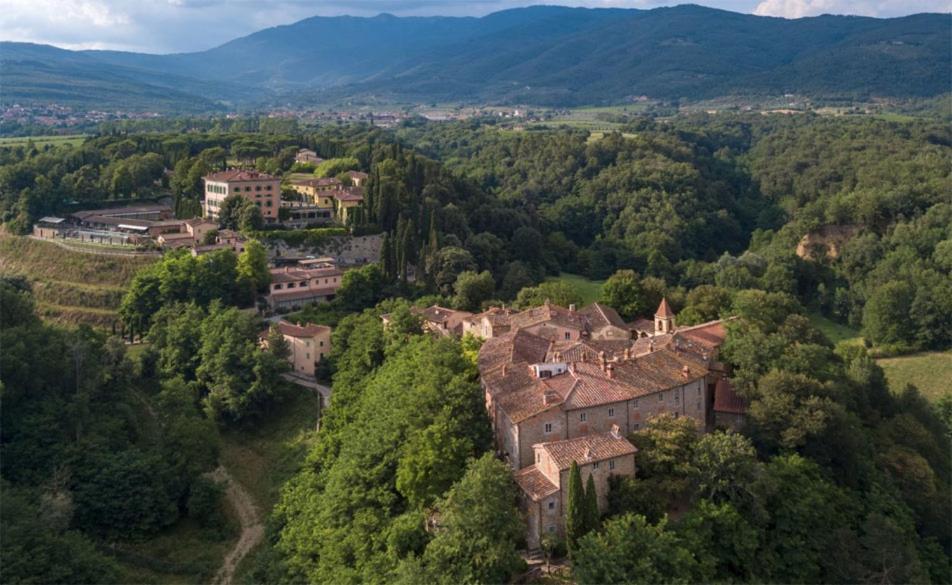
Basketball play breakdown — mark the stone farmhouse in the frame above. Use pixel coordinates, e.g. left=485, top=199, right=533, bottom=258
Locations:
left=295, top=148, right=323, bottom=165
left=412, top=305, right=474, bottom=337
left=287, top=176, right=365, bottom=225
left=203, top=169, right=281, bottom=221
left=475, top=299, right=745, bottom=549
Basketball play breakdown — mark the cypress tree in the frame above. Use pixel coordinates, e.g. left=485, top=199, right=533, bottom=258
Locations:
left=584, top=473, right=600, bottom=533
left=565, top=461, right=586, bottom=553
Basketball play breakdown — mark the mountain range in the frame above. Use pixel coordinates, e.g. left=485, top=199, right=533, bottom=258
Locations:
left=2, top=5, right=949, bottom=112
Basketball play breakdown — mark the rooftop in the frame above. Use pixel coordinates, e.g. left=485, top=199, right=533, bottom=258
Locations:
left=205, top=169, right=278, bottom=182
left=536, top=431, right=636, bottom=470
left=514, top=466, right=559, bottom=501
left=275, top=320, right=331, bottom=338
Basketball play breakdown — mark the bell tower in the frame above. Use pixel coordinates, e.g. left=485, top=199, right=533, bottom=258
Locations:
left=654, top=297, right=676, bottom=335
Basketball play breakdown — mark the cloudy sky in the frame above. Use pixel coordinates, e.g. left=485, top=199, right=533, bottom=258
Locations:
left=2, top=0, right=949, bottom=53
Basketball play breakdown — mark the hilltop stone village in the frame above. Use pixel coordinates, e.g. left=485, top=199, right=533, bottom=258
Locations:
left=387, top=299, right=746, bottom=549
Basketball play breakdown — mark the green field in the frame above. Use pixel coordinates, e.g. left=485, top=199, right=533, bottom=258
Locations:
left=0, top=134, right=87, bottom=148
left=878, top=350, right=952, bottom=402
left=545, top=272, right=604, bottom=305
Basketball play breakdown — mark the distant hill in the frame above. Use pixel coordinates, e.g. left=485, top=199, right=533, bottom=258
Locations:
left=2, top=5, right=949, bottom=110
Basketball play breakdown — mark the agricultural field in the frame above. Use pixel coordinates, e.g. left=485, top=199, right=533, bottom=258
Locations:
left=0, top=233, right=156, bottom=328
left=0, top=134, right=87, bottom=148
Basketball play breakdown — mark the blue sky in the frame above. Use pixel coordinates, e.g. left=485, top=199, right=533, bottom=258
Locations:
left=2, top=0, right=950, bottom=53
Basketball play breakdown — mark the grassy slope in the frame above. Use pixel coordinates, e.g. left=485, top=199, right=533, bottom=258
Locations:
left=0, top=233, right=156, bottom=328
left=808, top=312, right=948, bottom=401
left=222, top=388, right=320, bottom=581
left=878, top=351, right=952, bottom=402
left=545, top=272, right=605, bottom=305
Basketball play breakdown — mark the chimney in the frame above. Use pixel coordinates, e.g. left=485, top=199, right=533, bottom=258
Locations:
left=580, top=351, right=587, bottom=363
left=623, top=347, right=631, bottom=361
left=543, top=389, right=558, bottom=406
left=502, top=364, right=508, bottom=377
left=568, top=362, right=575, bottom=374
left=554, top=351, right=562, bottom=362
left=607, top=363, right=615, bottom=379
left=583, top=447, right=593, bottom=461
left=649, top=340, right=655, bottom=352
left=610, top=424, right=621, bottom=439
left=682, top=365, right=690, bottom=379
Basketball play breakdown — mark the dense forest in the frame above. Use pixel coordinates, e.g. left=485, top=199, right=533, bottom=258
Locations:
left=1, top=112, right=950, bottom=583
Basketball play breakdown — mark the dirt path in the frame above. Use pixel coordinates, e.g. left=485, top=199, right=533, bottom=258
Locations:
left=207, top=466, right=264, bottom=585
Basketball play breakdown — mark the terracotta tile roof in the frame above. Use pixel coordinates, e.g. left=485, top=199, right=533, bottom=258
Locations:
left=346, top=171, right=369, bottom=180
left=562, top=369, right=633, bottom=410
left=713, top=378, right=747, bottom=414
left=482, top=364, right=536, bottom=397
left=605, top=348, right=709, bottom=396
left=537, top=431, right=636, bottom=470
left=496, top=379, right=566, bottom=423
left=515, top=465, right=559, bottom=501
left=655, top=297, right=675, bottom=318
left=510, top=303, right=587, bottom=332
left=579, top=302, right=627, bottom=330
left=676, top=320, right=728, bottom=349
left=332, top=189, right=364, bottom=202
left=276, top=320, right=330, bottom=338
left=205, top=169, right=278, bottom=182
left=415, top=305, right=472, bottom=324
left=547, top=339, right=632, bottom=363
left=629, top=318, right=654, bottom=333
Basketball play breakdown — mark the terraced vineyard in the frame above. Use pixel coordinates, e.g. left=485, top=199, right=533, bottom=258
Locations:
left=0, top=233, right=156, bottom=329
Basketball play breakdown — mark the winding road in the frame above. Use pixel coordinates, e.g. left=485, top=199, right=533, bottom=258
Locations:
left=206, top=466, right=264, bottom=585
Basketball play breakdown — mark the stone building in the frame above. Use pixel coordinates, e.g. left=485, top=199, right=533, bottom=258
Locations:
left=476, top=299, right=743, bottom=549
left=515, top=427, right=636, bottom=549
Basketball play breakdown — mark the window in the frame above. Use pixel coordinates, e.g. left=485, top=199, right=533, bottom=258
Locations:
left=548, top=501, right=555, bottom=510
left=305, top=341, right=311, bottom=347
left=319, top=341, right=324, bottom=347
left=256, top=185, right=261, bottom=191
left=675, top=391, right=680, bottom=403
left=697, top=387, right=701, bottom=396
left=266, top=185, right=272, bottom=191
left=579, top=412, right=587, bottom=422
left=592, top=461, right=599, bottom=469
left=544, top=423, right=552, bottom=433
left=633, top=398, right=639, bottom=407
left=564, top=332, right=571, bottom=340
left=634, top=423, right=641, bottom=430
left=306, top=353, right=310, bottom=359
left=609, top=460, right=616, bottom=470
left=608, top=407, right=614, bottom=417
left=535, top=452, right=541, bottom=463
left=234, top=186, right=241, bottom=192
left=547, top=525, right=556, bottom=533
left=658, top=392, right=664, bottom=402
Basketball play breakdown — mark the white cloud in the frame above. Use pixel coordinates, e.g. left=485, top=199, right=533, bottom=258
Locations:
left=753, top=0, right=952, bottom=18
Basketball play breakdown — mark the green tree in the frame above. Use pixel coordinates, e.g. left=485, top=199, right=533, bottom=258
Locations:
left=452, top=270, right=495, bottom=312
left=515, top=281, right=582, bottom=309
left=239, top=201, right=264, bottom=232
left=572, top=514, right=697, bottom=584
left=599, top=269, right=648, bottom=320
left=584, top=473, right=600, bottom=533
left=237, top=239, right=271, bottom=297
left=566, top=461, right=587, bottom=552
left=415, top=454, right=526, bottom=584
